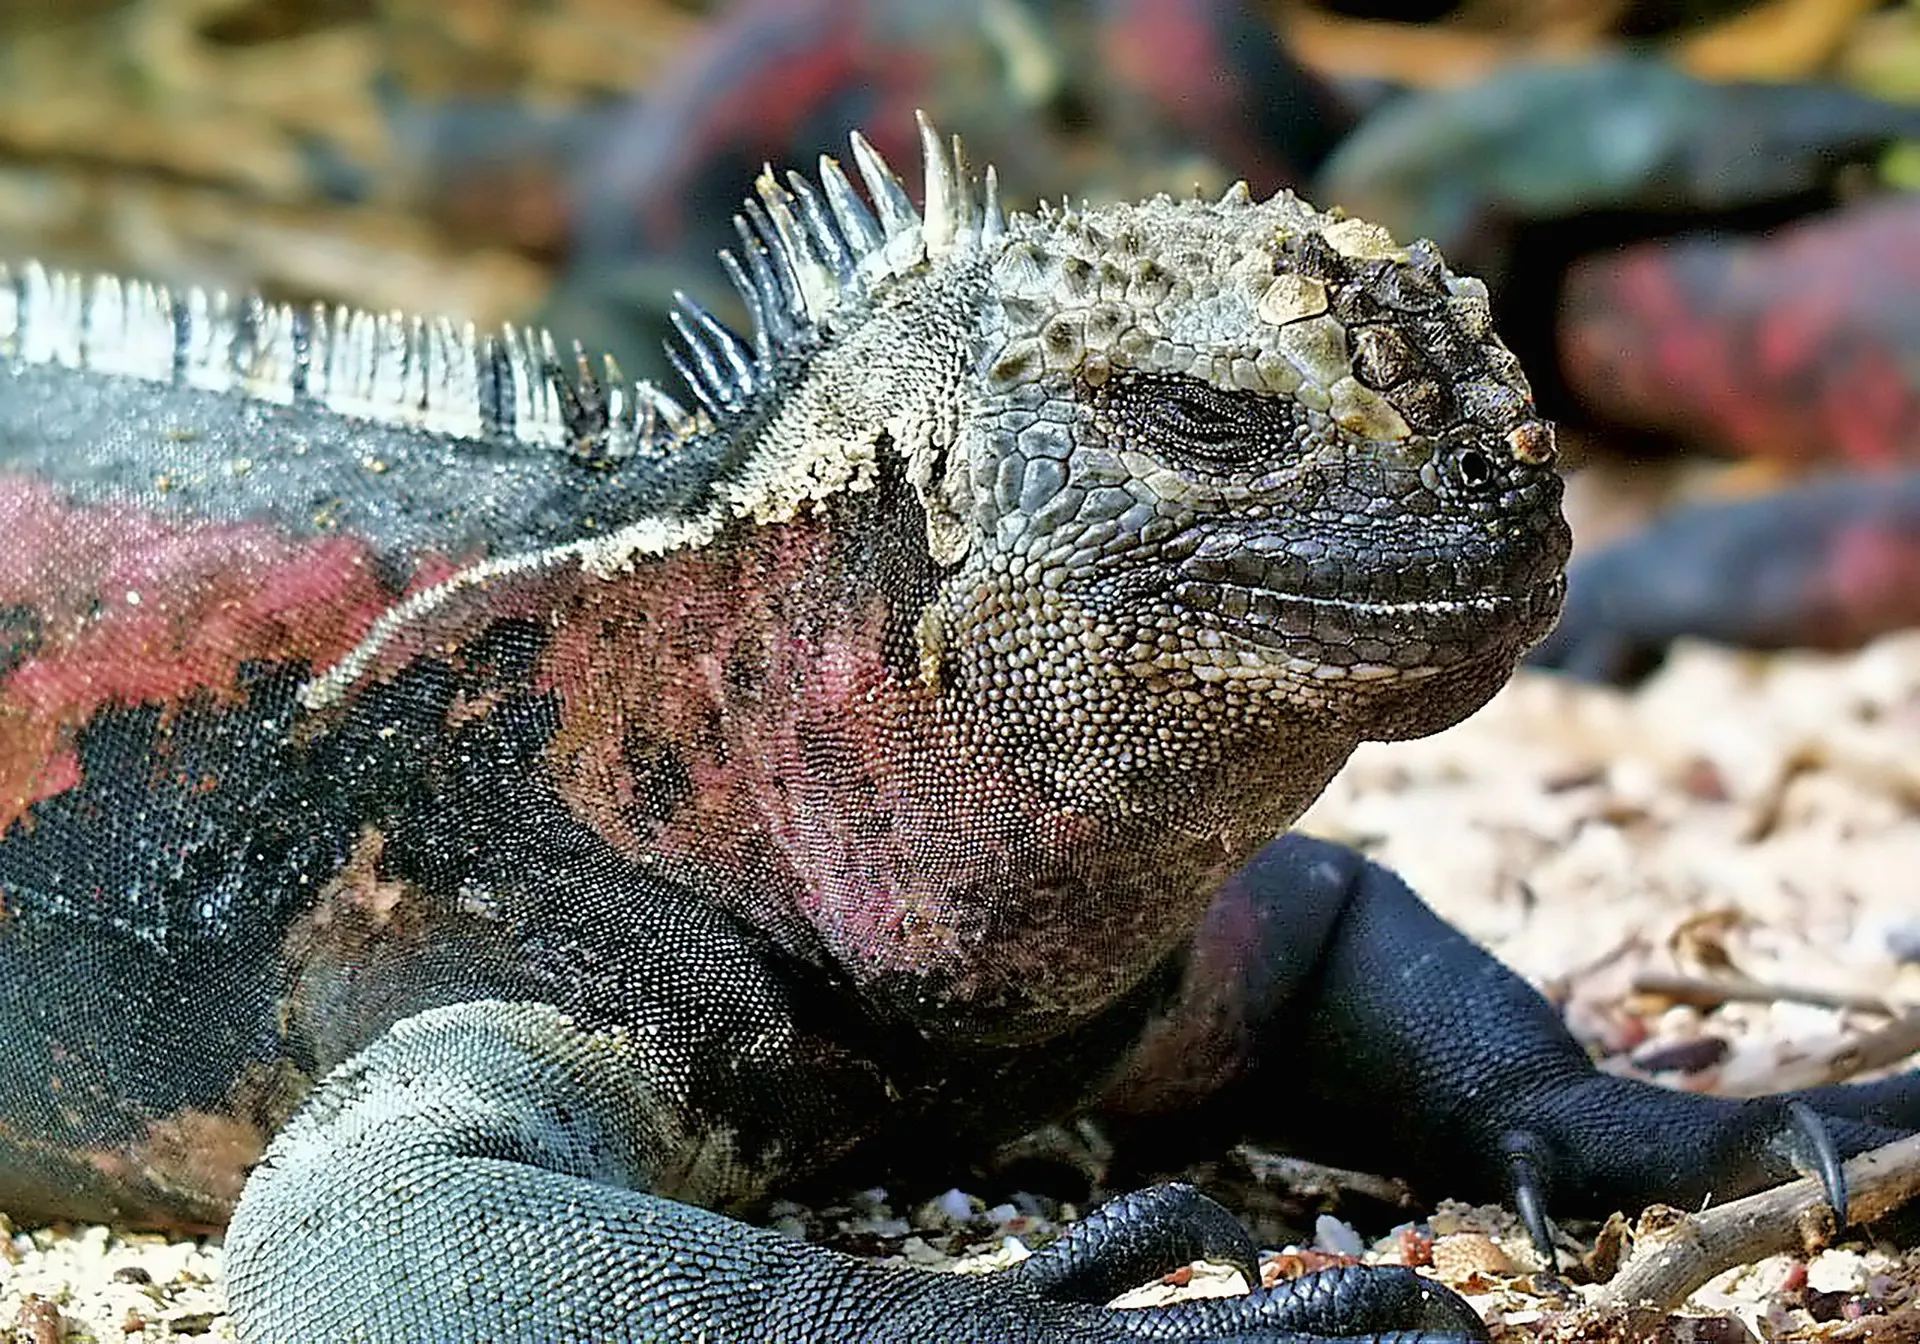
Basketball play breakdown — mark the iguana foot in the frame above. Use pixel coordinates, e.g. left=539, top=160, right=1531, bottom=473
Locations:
left=1499, top=1094, right=1861, bottom=1265
left=1019, top=1183, right=1261, bottom=1303
left=1014, top=1182, right=1487, bottom=1341
left=852, top=1243, right=1488, bottom=1343
left=1103, top=835, right=1920, bottom=1274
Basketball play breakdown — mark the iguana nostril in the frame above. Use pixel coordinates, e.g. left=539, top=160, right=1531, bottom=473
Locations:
left=1454, top=446, right=1496, bottom=489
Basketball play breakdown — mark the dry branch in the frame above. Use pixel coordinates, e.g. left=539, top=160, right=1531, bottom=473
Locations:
left=1630, top=972, right=1909, bottom=1019
left=1594, top=1133, right=1920, bottom=1311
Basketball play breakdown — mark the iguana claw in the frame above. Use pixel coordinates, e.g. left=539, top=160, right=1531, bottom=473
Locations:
left=1503, top=1134, right=1559, bottom=1269
left=1498, top=1099, right=1849, bottom=1267
left=1780, top=1098, right=1849, bottom=1225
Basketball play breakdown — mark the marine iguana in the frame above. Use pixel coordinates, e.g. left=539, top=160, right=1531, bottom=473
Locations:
left=0, top=117, right=1912, bottom=1342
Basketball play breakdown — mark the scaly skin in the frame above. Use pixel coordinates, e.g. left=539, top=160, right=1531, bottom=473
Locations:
left=3, top=120, right=1908, bottom=1343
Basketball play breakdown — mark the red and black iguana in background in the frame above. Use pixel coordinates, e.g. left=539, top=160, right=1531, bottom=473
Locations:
left=0, top=118, right=1911, bottom=1342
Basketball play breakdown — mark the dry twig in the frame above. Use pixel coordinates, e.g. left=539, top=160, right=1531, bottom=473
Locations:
left=1230, top=1146, right=1416, bottom=1207
left=1630, top=972, right=1907, bottom=1018
left=1594, top=1133, right=1920, bottom=1311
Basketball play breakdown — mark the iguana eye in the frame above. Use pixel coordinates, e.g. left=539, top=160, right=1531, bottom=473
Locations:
left=1114, top=377, right=1289, bottom=468
left=1154, top=386, right=1243, bottom=444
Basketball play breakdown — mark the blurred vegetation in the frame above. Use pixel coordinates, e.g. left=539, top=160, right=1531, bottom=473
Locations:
left=1, top=0, right=1915, bottom=325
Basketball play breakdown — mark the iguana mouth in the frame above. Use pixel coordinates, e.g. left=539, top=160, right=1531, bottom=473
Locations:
left=1166, top=493, right=1571, bottom=672
left=1169, top=573, right=1566, bottom=673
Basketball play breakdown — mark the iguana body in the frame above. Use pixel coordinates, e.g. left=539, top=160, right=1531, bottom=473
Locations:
left=0, top=121, right=1911, bottom=1342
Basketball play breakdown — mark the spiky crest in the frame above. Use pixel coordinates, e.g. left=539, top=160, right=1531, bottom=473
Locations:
left=0, top=112, right=990, bottom=474
left=0, top=118, right=995, bottom=712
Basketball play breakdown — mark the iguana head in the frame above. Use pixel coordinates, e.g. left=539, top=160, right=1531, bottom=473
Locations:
left=664, top=117, right=1568, bottom=830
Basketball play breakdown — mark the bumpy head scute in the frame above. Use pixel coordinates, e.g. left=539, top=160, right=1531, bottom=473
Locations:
left=974, top=189, right=1546, bottom=469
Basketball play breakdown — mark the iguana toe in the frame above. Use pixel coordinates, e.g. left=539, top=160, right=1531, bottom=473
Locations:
left=1019, top=1182, right=1261, bottom=1305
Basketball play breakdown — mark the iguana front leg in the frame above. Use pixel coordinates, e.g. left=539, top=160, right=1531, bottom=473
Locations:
left=228, top=999, right=1489, bottom=1342
left=1102, top=835, right=1916, bottom=1263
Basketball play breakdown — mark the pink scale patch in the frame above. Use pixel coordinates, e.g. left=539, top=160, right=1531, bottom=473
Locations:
left=0, top=474, right=415, bottom=835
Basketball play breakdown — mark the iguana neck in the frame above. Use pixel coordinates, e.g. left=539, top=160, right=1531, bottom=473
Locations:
left=526, top=490, right=1347, bottom=1048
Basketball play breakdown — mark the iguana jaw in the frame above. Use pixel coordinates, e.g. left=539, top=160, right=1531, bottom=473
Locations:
left=1160, top=464, right=1569, bottom=741
left=1169, top=581, right=1563, bottom=676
